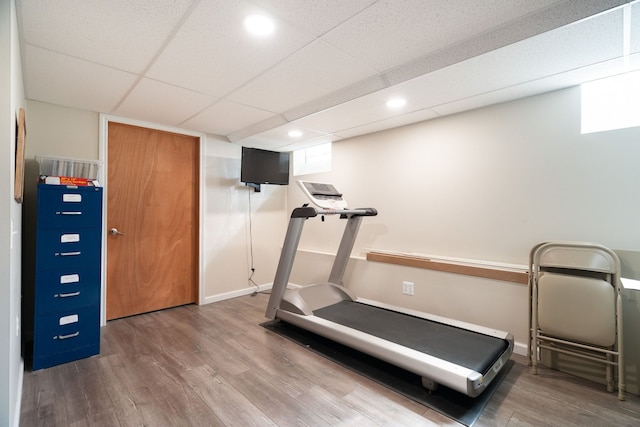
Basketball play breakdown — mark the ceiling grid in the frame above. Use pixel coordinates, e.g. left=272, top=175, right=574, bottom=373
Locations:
left=15, top=0, right=640, bottom=150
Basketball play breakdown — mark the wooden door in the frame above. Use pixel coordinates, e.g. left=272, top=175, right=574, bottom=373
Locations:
left=106, top=122, right=199, bottom=320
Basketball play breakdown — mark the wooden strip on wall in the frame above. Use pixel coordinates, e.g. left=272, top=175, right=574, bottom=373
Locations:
left=366, top=252, right=529, bottom=284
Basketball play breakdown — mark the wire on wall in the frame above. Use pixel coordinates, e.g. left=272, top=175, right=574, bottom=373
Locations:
left=247, top=188, right=259, bottom=296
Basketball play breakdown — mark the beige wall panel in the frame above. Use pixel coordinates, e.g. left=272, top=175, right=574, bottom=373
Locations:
left=25, top=100, right=99, bottom=160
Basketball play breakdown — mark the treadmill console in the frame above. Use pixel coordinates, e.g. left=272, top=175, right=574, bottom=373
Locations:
left=297, top=181, right=348, bottom=209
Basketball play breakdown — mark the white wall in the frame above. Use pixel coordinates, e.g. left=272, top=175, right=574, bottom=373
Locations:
left=202, top=137, right=287, bottom=302
left=287, top=86, right=640, bottom=353
left=1, top=0, right=25, bottom=425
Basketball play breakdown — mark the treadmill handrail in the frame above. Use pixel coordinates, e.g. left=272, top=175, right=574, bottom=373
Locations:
left=266, top=205, right=377, bottom=319
left=291, top=206, right=377, bottom=218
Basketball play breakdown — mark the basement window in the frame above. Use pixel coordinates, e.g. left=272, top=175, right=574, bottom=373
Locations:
left=581, top=70, right=640, bottom=134
left=293, top=142, right=332, bottom=176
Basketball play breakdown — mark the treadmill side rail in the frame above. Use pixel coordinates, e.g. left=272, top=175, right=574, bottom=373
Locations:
left=277, top=309, right=513, bottom=397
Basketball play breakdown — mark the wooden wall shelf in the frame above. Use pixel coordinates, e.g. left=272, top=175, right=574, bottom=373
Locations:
left=366, top=251, right=529, bottom=284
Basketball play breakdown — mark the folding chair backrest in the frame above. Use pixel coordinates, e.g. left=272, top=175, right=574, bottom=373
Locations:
left=537, top=272, right=615, bottom=346
left=535, top=244, right=618, bottom=274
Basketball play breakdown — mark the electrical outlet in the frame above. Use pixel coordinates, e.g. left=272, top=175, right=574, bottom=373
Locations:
left=402, top=281, right=414, bottom=296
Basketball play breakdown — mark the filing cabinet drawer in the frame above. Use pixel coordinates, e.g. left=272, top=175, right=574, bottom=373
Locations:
left=35, top=228, right=101, bottom=270
left=37, top=185, right=102, bottom=229
left=33, top=305, right=100, bottom=370
left=35, top=267, right=100, bottom=314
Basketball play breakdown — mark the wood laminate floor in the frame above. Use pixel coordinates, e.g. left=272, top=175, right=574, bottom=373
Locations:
left=20, top=293, right=640, bottom=426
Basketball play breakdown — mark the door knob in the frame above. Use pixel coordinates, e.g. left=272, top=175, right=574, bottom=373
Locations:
left=109, top=228, right=125, bottom=236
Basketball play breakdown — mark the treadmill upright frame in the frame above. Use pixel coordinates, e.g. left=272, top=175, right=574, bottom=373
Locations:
left=266, top=206, right=370, bottom=319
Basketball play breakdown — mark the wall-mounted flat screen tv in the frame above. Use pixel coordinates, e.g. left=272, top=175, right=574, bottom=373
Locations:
left=241, top=147, right=290, bottom=187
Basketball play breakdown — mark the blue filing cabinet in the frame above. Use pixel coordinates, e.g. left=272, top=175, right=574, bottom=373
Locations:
left=32, top=183, right=103, bottom=370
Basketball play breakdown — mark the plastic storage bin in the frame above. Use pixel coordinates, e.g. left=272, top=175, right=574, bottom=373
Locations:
left=36, top=155, right=102, bottom=180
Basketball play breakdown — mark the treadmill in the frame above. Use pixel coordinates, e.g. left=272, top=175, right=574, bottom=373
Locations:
left=266, top=181, right=513, bottom=397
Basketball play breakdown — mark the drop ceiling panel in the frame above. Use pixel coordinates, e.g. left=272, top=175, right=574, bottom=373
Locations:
left=292, top=85, right=424, bottom=133
left=433, top=56, right=634, bottom=117
left=227, top=40, right=378, bottom=113
left=249, top=8, right=625, bottom=140
left=282, top=74, right=389, bottom=122
left=396, top=9, right=624, bottom=110
left=147, top=0, right=314, bottom=97
left=249, top=0, right=378, bottom=37
left=321, top=0, right=563, bottom=72
left=237, top=125, right=330, bottom=150
left=18, top=0, right=193, bottom=73
left=333, top=109, right=440, bottom=140
left=180, top=99, right=276, bottom=136
left=114, top=78, right=217, bottom=127
left=24, top=45, right=137, bottom=113
left=504, top=8, right=624, bottom=79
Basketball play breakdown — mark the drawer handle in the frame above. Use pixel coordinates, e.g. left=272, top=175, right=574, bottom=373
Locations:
left=56, top=211, right=82, bottom=215
left=57, top=251, right=81, bottom=257
left=57, top=331, right=80, bottom=340
left=57, top=291, right=81, bottom=298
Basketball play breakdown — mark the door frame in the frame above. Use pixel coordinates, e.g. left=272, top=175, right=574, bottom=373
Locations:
left=98, top=114, right=205, bottom=326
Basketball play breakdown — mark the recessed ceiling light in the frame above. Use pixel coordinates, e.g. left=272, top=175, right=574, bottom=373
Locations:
left=386, top=98, right=406, bottom=108
left=288, top=130, right=303, bottom=138
left=244, top=14, right=275, bottom=36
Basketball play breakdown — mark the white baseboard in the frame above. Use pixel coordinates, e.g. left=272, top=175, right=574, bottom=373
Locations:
left=201, top=282, right=304, bottom=305
left=513, top=341, right=527, bottom=356
left=202, top=283, right=273, bottom=305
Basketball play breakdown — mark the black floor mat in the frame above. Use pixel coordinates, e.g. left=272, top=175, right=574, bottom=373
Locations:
left=262, top=319, right=513, bottom=427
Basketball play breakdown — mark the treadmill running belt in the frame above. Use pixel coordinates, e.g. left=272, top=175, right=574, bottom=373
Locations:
left=313, top=301, right=508, bottom=374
